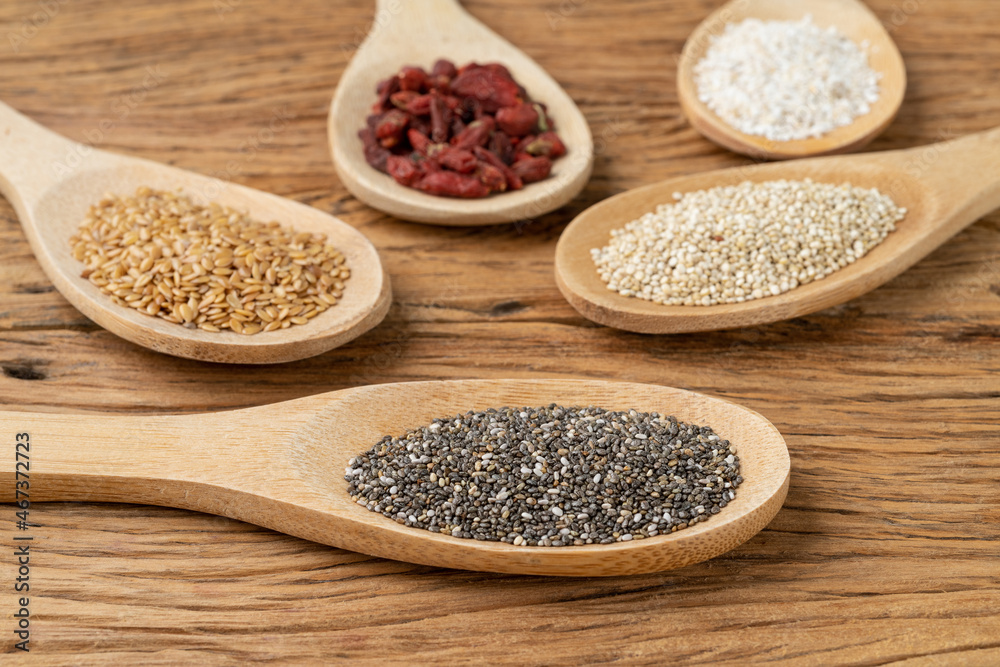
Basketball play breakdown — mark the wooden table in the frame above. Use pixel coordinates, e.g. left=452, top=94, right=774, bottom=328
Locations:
left=2, top=0, right=998, bottom=662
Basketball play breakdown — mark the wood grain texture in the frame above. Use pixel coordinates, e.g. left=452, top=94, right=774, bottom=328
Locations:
left=0, top=0, right=998, bottom=662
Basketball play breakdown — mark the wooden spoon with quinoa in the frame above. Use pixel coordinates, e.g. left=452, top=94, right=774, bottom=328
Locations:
left=555, top=126, right=1000, bottom=333
left=0, top=101, right=390, bottom=364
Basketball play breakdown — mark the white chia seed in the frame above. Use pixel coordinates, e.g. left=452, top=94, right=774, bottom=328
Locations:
left=694, top=15, right=881, bottom=141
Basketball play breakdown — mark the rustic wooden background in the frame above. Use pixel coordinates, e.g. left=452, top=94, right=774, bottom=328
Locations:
left=2, top=0, right=999, bottom=663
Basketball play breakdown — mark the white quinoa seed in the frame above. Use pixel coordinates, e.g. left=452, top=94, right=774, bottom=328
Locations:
left=591, top=179, right=906, bottom=307
left=694, top=16, right=881, bottom=141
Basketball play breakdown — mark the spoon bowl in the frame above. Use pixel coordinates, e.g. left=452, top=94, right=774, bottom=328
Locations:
left=1, top=379, right=789, bottom=577
left=329, top=0, right=594, bottom=225
left=0, top=102, right=391, bottom=363
left=677, top=0, right=907, bottom=160
left=556, top=127, right=1000, bottom=333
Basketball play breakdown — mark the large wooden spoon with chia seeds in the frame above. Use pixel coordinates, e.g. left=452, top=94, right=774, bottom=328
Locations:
left=555, top=126, right=1000, bottom=333
left=0, top=379, right=789, bottom=577
left=0, top=101, right=391, bottom=364
left=328, top=0, right=594, bottom=225
left=677, top=0, right=906, bottom=160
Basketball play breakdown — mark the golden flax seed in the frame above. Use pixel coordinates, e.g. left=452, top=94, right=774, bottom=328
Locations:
left=70, top=188, right=351, bottom=334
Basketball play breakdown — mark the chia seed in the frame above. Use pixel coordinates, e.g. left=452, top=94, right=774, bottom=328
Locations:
left=345, top=405, right=742, bottom=547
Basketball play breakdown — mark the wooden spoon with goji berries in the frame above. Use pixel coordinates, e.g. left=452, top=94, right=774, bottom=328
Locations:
left=329, top=0, right=594, bottom=226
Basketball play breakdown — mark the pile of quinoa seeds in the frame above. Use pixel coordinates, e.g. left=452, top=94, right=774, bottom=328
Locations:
left=70, top=187, right=350, bottom=334
left=694, top=16, right=881, bottom=141
left=345, top=405, right=742, bottom=547
left=592, top=179, right=906, bottom=307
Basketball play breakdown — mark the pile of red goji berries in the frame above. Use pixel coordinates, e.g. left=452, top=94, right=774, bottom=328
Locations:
left=359, top=59, right=567, bottom=198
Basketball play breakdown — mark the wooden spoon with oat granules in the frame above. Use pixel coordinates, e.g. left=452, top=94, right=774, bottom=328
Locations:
left=0, top=379, right=790, bottom=577
left=0, top=101, right=391, bottom=364
left=555, top=126, right=1000, bottom=334
left=677, top=0, right=906, bottom=160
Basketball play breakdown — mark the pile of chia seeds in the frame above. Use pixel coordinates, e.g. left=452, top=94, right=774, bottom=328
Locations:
left=345, top=405, right=742, bottom=547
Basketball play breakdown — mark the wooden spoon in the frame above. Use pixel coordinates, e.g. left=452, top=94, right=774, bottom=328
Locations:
left=328, top=0, right=594, bottom=226
left=677, top=0, right=906, bottom=160
left=0, top=101, right=391, bottom=364
left=1, top=379, right=789, bottom=577
left=556, top=127, right=1000, bottom=334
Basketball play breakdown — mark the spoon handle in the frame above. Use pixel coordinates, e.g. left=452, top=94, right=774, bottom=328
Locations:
left=0, top=410, right=276, bottom=511
left=0, top=101, right=80, bottom=212
left=371, top=0, right=467, bottom=38
left=374, top=0, right=462, bottom=15
left=894, top=126, right=1000, bottom=223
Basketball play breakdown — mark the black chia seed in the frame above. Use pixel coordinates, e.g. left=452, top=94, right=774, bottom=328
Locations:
left=345, top=405, right=743, bottom=547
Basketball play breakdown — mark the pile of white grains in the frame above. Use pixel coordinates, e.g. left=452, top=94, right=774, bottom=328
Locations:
left=694, top=16, right=881, bottom=141
left=71, top=187, right=350, bottom=334
left=591, top=179, right=906, bottom=307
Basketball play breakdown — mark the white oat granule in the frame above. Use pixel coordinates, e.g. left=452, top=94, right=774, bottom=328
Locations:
left=591, top=179, right=906, bottom=307
left=693, top=16, right=881, bottom=142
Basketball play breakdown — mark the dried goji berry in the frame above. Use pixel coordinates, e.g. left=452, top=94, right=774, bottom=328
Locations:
left=523, top=131, right=567, bottom=159
left=451, top=68, right=521, bottom=112
left=511, top=156, right=552, bottom=183
left=430, top=92, right=451, bottom=144
left=390, top=90, right=420, bottom=110
left=359, top=128, right=390, bottom=173
left=432, top=59, right=457, bottom=80
left=430, top=59, right=458, bottom=90
left=429, top=145, right=478, bottom=174
left=387, top=155, right=421, bottom=186
left=373, top=75, right=400, bottom=113
left=407, top=128, right=432, bottom=155
left=415, top=171, right=491, bottom=198
left=403, top=94, right=432, bottom=116
left=472, top=146, right=523, bottom=191
left=374, top=109, right=409, bottom=148
left=475, top=161, right=507, bottom=193
left=420, top=155, right=442, bottom=172
left=451, top=117, right=495, bottom=150
left=489, top=130, right=515, bottom=165
left=495, top=102, right=539, bottom=137
left=481, top=62, right=513, bottom=79
left=398, top=66, right=429, bottom=92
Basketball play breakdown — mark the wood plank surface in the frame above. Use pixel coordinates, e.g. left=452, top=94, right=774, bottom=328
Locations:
left=1, top=0, right=998, bottom=663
